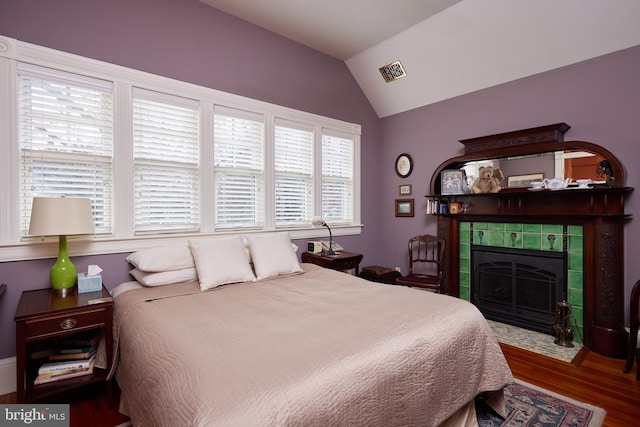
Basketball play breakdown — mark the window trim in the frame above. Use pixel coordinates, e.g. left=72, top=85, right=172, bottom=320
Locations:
left=0, top=35, right=362, bottom=262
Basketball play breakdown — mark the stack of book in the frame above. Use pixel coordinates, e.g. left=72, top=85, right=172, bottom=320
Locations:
left=34, top=332, right=98, bottom=385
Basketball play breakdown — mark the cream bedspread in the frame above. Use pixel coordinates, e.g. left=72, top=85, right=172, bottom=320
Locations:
left=111, top=264, right=513, bottom=427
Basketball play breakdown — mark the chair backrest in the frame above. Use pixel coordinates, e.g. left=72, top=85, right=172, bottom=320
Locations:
left=630, top=279, right=640, bottom=341
left=407, top=234, right=445, bottom=277
left=626, top=279, right=640, bottom=375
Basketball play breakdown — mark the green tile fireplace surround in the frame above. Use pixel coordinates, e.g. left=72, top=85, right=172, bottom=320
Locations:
left=459, top=221, right=584, bottom=343
left=432, top=189, right=632, bottom=358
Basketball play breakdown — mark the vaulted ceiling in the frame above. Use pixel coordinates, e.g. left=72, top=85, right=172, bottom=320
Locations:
left=200, top=0, right=640, bottom=118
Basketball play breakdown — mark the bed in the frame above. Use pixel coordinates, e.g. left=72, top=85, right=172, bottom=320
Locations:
left=102, top=234, right=513, bottom=426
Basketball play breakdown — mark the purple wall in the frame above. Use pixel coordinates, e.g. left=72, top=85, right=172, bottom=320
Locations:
left=0, top=0, right=383, bottom=359
left=379, top=44, right=640, bottom=321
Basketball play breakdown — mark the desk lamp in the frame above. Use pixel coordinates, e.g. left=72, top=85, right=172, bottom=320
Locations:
left=29, top=197, right=95, bottom=295
left=311, top=216, right=335, bottom=256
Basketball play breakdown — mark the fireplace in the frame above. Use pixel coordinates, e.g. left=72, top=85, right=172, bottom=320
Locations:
left=472, top=245, right=566, bottom=335
left=429, top=124, right=632, bottom=357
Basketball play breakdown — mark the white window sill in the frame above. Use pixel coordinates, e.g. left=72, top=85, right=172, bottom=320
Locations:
left=0, top=225, right=363, bottom=262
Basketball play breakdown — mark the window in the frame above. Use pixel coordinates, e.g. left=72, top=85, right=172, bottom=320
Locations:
left=322, top=130, right=354, bottom=224
left=18, top=64, right=113, bottom=236
left=133, top=89, right=200, bottom=233
left=213, top=106, right=265, bottom=230
left=274, top=119, right=314, bottom=227
left=1, top=36, right=361, bottom=261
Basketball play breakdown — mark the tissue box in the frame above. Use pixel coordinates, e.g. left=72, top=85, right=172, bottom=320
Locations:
left=77, top=273, right=102, bottom=293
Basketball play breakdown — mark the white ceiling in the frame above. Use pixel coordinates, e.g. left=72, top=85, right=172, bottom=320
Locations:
left=200, top=0, right=640, bottom=118
left=199, top=0, right=462, bottom=60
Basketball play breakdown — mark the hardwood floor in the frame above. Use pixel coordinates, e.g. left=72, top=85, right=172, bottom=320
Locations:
left=0, top=382, right=130, bottom=427
left=500, top=343, right=640, bottom=427
left=2, top=345, right=639, bottom=426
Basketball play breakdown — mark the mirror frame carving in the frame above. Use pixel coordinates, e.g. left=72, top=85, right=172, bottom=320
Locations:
left=429, top=123, right=625, bottom=194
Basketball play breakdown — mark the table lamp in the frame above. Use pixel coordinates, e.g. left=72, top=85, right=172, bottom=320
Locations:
left=311, top=216, right=335, bottom=256
left=28, top=197, right=95, bottom=295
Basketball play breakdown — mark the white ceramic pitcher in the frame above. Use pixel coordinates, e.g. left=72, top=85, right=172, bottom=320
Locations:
left=543, top=177, right=571, bottom=190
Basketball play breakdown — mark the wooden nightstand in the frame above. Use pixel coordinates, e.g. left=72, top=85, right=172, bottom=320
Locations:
left=14, top=286, right=113, bottom=403
left=301, top=251, right=363, bottom=275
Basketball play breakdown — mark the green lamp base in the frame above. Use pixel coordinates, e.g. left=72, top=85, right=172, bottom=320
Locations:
left=50, top=235, right=77, bottom=296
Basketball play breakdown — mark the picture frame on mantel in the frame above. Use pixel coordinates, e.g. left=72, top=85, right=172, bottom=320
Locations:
left=507, top=173, right=543, bottom=188
left=395, top=199, right=414, bottom=217
left=440, top=170, right=466, bottom=195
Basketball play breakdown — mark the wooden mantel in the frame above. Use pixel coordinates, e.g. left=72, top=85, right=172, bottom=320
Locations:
left=429, top=123, right=633, bottom=358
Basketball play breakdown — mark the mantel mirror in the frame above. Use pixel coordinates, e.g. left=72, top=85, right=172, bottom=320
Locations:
left=429, top=123, right=624, bottom=195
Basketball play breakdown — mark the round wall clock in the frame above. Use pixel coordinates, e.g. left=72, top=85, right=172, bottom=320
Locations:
left=395, top=153, right=413, bottom=178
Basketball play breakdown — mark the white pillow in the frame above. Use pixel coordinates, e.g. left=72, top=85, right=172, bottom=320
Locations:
left=126, top=244, right=194, bottom=272
left=245, top=232, right=302, bottom=280
left=189, top=236, right=256, bottom=291
left=245, top=242, right=299, bottom=263
left=129, top=267, right=198, bottom=287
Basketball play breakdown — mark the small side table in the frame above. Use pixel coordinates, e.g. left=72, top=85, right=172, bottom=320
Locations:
left=301, top=251, right=363, bottom=275
left=14, top=286, right=114, bottom=403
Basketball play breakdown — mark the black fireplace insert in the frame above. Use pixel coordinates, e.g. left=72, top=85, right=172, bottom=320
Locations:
left=471, top=245, right=566, bottom=335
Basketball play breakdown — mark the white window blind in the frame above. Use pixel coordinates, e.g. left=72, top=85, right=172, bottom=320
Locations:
left=274, top=119, right=314, bottom=226
left=213, top=106, right=265, bottom=229
left=18, top=64, right=113, bottom=236
left=322, top=131, right=354, bottom=224
left=132, top=88, right=200, bottom=233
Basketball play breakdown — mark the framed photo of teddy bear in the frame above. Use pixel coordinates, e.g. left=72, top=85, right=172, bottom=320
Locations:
left=440, top=169, right=466, bottom=195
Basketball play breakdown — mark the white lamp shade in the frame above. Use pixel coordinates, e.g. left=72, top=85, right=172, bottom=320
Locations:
left=311, top=216, right=326, bottom=226
left=29, top=197, right=95, bottom=236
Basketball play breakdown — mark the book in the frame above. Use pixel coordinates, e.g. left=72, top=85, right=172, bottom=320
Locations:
left=48, top=350, right=96, bottom=362
left=38, top=355, right=96, bottom=375
left=56, top=333, right=99, bottom=349
left=34, top=360, right=95, bottom=385
left=30, top=349, right=53, bottom=360
left=52, top=345, right=97, bottom=355
left=29, top=332, right=99, bottom=360
left=34, top=368, right=93, bottom=385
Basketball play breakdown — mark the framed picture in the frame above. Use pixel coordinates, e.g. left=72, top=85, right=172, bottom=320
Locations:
left=395, top=199, right=414, bottom=217
left=507, top=173, right=544, bottom=188
left=395, top=153, right=413, bottom=178
left=398, top=184, right=412, bottom=196
left=440, top=169, right=466, bottom=195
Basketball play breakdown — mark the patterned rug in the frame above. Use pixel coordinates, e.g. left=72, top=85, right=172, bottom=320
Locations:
left=476, top=380, right=605, bottom=426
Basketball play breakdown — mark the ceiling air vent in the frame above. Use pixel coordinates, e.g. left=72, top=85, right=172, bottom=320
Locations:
left=379, top=60, right=406, bottom=83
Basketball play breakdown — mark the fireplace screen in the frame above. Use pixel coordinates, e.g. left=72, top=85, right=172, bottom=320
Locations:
left=472, top=245, right=566, bottom=335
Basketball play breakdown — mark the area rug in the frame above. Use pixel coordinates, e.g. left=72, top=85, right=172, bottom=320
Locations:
left=115, top=380, right=605, bottom=427
left=476, top=379, right=606, bottom=426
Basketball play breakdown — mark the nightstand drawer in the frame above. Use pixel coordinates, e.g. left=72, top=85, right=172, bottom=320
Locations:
left=24, top=309, right=107, bottom=339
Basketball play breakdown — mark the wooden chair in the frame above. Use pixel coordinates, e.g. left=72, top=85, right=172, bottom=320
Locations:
left=624, top=279, right=640, bottom=379
left=395, top=235, right=445, bottom=292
